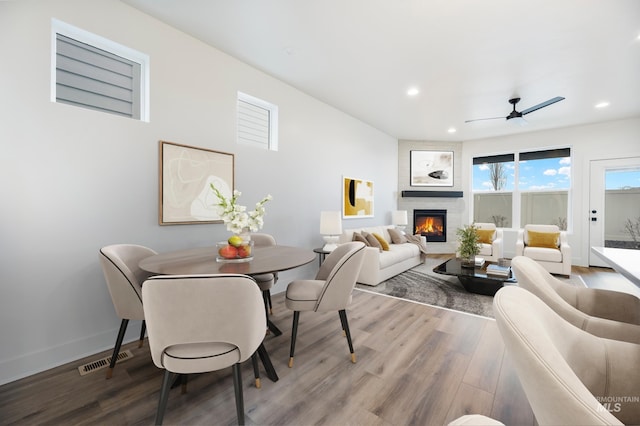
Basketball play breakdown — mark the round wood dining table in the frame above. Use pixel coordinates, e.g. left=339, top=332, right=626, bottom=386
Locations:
left=138, top=244, right=316, bottom=383
left=139, top=245, right=316, bottom=276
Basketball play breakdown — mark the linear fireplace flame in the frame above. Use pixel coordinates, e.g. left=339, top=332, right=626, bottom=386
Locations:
left=414, top=209, right=447, bottom=242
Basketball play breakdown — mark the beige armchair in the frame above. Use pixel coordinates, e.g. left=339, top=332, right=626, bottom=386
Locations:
left=494, top=286, right=640, bottom=425
left=142, top=274, right=266, bottom=425
left=515, top=224, right=571, bottom=276
left=474, top=223, right=504, bottom=262
left=99, top=244, right=157, bottom=379
left=285, top=241, right=366, bottom=367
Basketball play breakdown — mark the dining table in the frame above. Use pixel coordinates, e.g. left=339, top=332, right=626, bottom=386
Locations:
left=139, top=244, right=316, bottom=382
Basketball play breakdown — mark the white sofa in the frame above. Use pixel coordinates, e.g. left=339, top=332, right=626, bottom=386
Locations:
left=338, top=225, right=424, bottom=286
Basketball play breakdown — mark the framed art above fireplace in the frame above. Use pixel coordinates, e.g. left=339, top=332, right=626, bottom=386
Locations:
left=410, top=150, right=454, bottom=187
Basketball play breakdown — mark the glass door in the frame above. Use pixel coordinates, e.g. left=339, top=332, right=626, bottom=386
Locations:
left=589, top=158, right=640, bottom=266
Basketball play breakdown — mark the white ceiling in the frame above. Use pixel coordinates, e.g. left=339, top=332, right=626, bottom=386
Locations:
left=122, top=0, right=640, bottom=141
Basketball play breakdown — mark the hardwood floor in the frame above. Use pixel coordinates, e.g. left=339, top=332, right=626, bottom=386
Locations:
left=0, top=257, right=631, bottom=425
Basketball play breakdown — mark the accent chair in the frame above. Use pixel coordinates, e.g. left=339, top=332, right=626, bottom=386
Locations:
left=494, top=286, right=639, bottom=425
left=515, top=224, right=571, bottom=276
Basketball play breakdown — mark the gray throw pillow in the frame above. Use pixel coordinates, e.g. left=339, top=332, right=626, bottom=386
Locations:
left=352, top=232, right=370, bottom=246
left=362, top=231, right=383, bottom=252
left=388, top=228, right=408, bottom=244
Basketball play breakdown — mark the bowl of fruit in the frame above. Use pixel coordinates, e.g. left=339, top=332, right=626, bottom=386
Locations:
left=216, top=236, right=254, bottom=262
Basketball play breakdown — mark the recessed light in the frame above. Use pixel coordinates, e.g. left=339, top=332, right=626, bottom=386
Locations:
left=595, top=101, right=610, bottom=109
left=447, top=127, right=456, bottom=133
left=407, top=87, right=419, bottom=96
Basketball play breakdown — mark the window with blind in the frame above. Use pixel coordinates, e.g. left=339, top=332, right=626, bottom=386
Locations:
left=237, top=92, right=278, bottom=151
left=473, top=147, right=571, bottom=230
left=52, top=19, right=149, bottom=121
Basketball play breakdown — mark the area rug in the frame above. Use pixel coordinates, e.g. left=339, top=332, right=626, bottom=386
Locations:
left=355, top=258, right=586, bottom=319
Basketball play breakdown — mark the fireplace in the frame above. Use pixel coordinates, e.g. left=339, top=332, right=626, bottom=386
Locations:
left=413, top=209, right=447, bottom=242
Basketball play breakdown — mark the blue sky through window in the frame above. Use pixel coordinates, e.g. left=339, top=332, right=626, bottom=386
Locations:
left=606, top=169, right=640, bottom=190
left=473, top=157, right=571, bottom=191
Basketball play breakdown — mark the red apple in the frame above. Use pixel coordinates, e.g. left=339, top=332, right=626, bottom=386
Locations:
left=218, top=244, right=238, bottom=259
left=237, top=244, right=252, bottom=258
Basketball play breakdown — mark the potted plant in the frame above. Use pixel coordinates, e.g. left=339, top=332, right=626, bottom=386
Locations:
left=456, top=223, right=480, bottom=267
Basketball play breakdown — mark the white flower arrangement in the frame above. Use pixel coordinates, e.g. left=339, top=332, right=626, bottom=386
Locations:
left=210, top=184, right=272, bottom=234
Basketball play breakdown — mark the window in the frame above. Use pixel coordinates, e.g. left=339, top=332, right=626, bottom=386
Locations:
left=473, top=148, right=571, bottom=230
left=473, top=154, right=515, bottom=227
left=237, top=92, right=278, bottom=151
left=519, top=148, right=571, bottom=229
left=51, top=19, right=149, bottom=121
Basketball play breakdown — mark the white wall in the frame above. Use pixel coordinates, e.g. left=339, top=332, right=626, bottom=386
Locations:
left=461, top=117, right=640, bottom=265
left=0, top=0, right=398, bottom=385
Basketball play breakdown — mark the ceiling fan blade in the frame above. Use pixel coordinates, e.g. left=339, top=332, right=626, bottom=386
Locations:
left=464, top=116, right=505, bottom=123
left=520, top=96, right=565, bottom=115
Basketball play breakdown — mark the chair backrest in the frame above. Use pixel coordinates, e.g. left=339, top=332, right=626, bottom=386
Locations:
left=494, top=286, right=631, bottom=425
left=511, top=256, right=640, bottom=344
left=99, top=244, right=157, bottom=320
left=142, top=274, right=266, bottom=370
left=251, top=233, right=276, bottom=247
left=523, top=224, right=560, bottom=247
left=314, top=242, right=366, bottom=311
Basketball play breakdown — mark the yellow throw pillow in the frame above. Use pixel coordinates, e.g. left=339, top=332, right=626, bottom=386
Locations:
left=477, top=229, right=495, bottom=244
left=528, top=230, right=560, bottom=248
left=372, top=233, right=390, bottom=251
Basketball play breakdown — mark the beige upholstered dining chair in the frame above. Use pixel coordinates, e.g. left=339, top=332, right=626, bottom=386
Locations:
left=515, top=224, right=571, bottom=276
left=494, top=286, right=640, bottom=425
left=142, top=274, right=266, bottom=426
left=511, top=256, right=640, bottom=344
left=99, top=244, right=157, bottom=379
left=250, top=233, right=278, bottom=316
left=285, top=241, right=366, bottom=367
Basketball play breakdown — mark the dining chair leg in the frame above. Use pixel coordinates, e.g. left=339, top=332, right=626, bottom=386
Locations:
left=106, top=319, right=129, bottom=379
left=155, top=370, right=172, bottom=426
left=339, top=310, right=356, bottom=363
left=262, top=291, right=270, bottom=317
left=232, top=363, right=245, bottom=425
left=251, top=352, right=261, bottom=388
left=180, top=374, right=188, bottom=394
left=267, top=290, right=273, bottom=314
left=139, top=320, right=146, bottom=348
left=288, top=311, right=300, bottom=368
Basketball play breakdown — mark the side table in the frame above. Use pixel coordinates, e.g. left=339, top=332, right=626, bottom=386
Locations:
left=313, top=247, right=331, bottom=266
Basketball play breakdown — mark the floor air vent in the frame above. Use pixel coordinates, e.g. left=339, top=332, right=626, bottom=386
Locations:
left=78, top=349, right=134, bottom=376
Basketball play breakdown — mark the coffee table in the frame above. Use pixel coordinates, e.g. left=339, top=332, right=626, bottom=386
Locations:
left=433, top=257, right=517, bottom=296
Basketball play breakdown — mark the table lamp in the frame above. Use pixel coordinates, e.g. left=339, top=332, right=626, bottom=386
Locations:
left=320, top=211, right=342, bottom=252
left=392, top=210, right=408, bottom=233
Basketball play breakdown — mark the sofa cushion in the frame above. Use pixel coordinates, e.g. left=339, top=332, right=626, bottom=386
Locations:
left=524, top=246, right=563, bottom=262
left=388, top=228, right=408, bottom=244
left=378, top=244, right=420, bottom=269
left=479, top=243, right=493, bottom=256
left=528, top=230, right=560, bottom=248
left=372, top=233, right=390, bottom=251
left=477, top=229, right=495, bottom=244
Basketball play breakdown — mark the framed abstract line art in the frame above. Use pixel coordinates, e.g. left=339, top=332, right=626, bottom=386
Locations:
left=342, top=176, right=374, bottom=218
left=159, top=141, right=234, bottom=225
left=410, top=150, right=454, bottom=187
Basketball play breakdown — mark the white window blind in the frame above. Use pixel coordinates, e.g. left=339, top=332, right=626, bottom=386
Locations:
left=52, top=19, right=149, bottom=121
left=237, top=92, right=278, bottom=150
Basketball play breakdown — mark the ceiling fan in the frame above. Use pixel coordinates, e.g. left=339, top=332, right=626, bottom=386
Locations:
left=465, top=96, right=565, bottom=123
